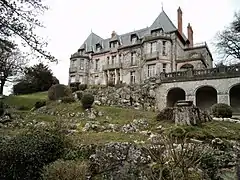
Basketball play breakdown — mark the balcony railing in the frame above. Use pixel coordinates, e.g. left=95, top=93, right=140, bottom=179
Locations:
left=102, top=62, right=122, bottom=70
left=177, top=52, right=204, bottom=61
left=144, top=51, right=159, bottom=60
left=69, top=67, right=77, bottom=73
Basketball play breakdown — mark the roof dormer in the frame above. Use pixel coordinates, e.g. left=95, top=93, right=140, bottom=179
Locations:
left=130, top=34, right=139, bottom=44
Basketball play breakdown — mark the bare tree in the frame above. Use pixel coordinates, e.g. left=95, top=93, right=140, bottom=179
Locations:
left=0, top=0, right=56, bottom=62
left=0, top=48, right=27, bottom=94
left=216, top=11, right=240, bottom=62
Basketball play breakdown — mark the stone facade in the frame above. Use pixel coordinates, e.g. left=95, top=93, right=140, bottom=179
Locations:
left=69, top=7, right=213, bottom=85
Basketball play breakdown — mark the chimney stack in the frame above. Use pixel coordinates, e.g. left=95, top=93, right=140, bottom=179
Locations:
left=187, top=23, right=193, bottom=47
left=111, top=31, right=116, bottom=38
left=177, top=7, right=183, bottom=35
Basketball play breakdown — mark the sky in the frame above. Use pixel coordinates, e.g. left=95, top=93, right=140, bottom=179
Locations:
left=3, top=0, right=240, bottom=95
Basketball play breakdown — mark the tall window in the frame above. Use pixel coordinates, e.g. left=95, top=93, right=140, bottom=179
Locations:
left=79, top=75, right=83, bottom=84
left=162, top=63, right=167, bottom=73
left=148, top=64, right=156, bottom=77
left=107, top=56, right=109, bottom=65
left=96, top=44, right=101, bottom=52
left=110, top=41, right=118, bottom=48
left=130, top=71, right=136, bottom=84
left=148, top=42, right=157, bottom=53
left=162, top=41, right=166, bottom=56
left=70, top=76, right=75, bottom=83
left=119, top=54, right=122, bottom=63
left=80, top=59, right=84, bottom=70
left=95, top=59, right=99, bottom=70
left=131, top=52, right=136, bottom=66
left=112, top=56, right=116, bottom=64
left=71, top=59, right=77, bottom=68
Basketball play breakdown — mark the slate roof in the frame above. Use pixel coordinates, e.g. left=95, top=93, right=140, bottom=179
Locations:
left=77, top=10, right=188, bottom=54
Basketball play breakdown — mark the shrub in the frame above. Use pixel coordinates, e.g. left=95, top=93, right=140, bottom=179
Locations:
left=79, top=84, right=88, bottom=91
left=60, top=96, right=75, bottom=103
left=71, top=86, right=78, bottom=93
left=42, top=160, right=88, bottom=180
left=211, top=103, right=233, bottom=118
left=48, top=84, right=72, bottom=101
left=13, top=81, right=38, bottom=95
left=17, top=105, right=29, bottom=111
left=35, top=100, right=46, bottom=109
left=156, top=107, right=174, bottom=121
left=81, top=93, right=94, bottom=109
left=76, top=91, right=83, bottom=100
left=0, top=129, right=66, bottom=180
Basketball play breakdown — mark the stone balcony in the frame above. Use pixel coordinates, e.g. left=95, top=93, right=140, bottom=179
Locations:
left=102, top=62, right=122, bottom=70
left=144, top=51, right=159, bottom=60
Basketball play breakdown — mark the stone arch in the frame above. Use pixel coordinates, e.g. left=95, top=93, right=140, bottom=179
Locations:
left=179, top=63, right=194, bottom=71
left=229, top=83, right=240, bottom=112
left=167, top=87, right=186, bottom=107
left=195, top=85, right=217, bottom=110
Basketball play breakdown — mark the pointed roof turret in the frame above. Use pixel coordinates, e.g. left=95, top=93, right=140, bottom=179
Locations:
left=79, top=32, right=104, bottom=52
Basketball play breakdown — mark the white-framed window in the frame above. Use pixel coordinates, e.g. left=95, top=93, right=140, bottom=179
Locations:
left=110, top=41, right=118, bottom=48
left=130, top=52, right=136, bottom=66
left=112, top=55, right=116, bottom=64
left=80, top=59, right=84, bottom=70
left=130, top=71, right=136, bottom=84
left=70, top=76, right=75, bottom=83
left=162, top=63, right=167, bottom=73
left=162, top=41, right=167, bottom=56
left=148, top=64, right=156, bottom=77
left=71, top=59, right=77, bottom=68
left=119, top=54, right=122, bottom=63
left=131, top=36, right=137, bottom=44
left=107, top=56, right=109, bottom=65
left=96, top=44, right=101, bottom=52
left=147, top=42, right=157, bottom=53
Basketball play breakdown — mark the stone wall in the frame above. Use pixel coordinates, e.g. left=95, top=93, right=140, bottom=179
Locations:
left=86, top=80, right=158, bottom=111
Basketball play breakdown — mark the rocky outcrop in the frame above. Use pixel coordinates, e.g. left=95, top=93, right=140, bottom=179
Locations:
left=85, top=83, right=157, bottom=111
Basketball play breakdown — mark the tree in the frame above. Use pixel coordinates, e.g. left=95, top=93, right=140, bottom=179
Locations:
left=216, top=11, right=240, bottom=61
left=13, top=62, right=59, bottom=94
left=0, top=0, right=56, bottom=61
left=0, top=48, right=26, bottom=94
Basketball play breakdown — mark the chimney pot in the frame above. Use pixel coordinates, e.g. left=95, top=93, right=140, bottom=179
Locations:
left=111, top=31, right=116, bottom=38
left=187, top=23, right=193, bottom=47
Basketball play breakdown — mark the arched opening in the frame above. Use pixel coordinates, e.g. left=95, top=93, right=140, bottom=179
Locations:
left=167, top=88, right=186, bottom=107
left=229, top=84, right=240, bottom=113
left=196, top=86, right=217, bottom=110
left=179, top=63, right=194, bottom=71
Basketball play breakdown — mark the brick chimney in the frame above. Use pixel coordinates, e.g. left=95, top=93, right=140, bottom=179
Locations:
left=177, top=7, right=183, bottom=35
left=187, top=23, right=193, bottom=47
left=111, top=31, right=116, bottom=38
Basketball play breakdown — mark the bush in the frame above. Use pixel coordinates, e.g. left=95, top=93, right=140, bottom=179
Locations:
left=35, top=100, right=46, bottom=109
left=48, top=84, right=72, bottom=101
left=156, top=107, right=174, bottom=121
left=211, top=103, right=233, bottom=118
left=42, top=160, right=88, bottom=180
left=13, top=81, right=38, bottom=95
left=81, top=93, right=94, bottom=109
left=71, top=86, right=78, bottom=93
left=76, top=91, right=83, bottom=100
left=79, top=84, right=88, bottom=91
left=60, top=96, right=75, bottom=103
left=17, top=105, right=29, bottom=111
left=0, top=130, right=66, bottom=180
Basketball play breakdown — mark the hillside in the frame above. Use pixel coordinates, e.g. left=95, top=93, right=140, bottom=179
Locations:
left=1, top=92, right=240, bottom=179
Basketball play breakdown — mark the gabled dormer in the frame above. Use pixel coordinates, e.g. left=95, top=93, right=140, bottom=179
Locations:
left=109, top=31, right=120, bottom=48
left=96, top=43, right=102, bottom=52
left=130, top=33, right=139, bottom=44
left=151, top=28, right=164, bottom=37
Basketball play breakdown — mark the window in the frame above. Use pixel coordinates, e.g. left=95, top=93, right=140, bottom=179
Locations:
left=96, top=44, right=101, bottom=52
left=71, top=60, right=77, bottom=68
left=107, top=56, right=109, bottom=65
left=79, top=75, right=83, bottom=84
left=131, top=52, right=136, bottom=66
left=151, top=29, right=163, bottom=37
left=162, top=41, right=167, bottom=56
left=80, top=59, right=84, bottom=70
left=70, top=76, right=75, bottom=83
left=130, top=71, right=136, bottom=84
left=78, top=50, right=83, bottom=55
left=148, top=42, right=157, bottom=53
left=131, top=35, right=138, bottom=44
left=95, top=59, right=99, bottom=70
left=119, top=54, right=122, bottom=63
left=162, top=63, right=167, bottom=73
left=147, top=64, right=156, bottom=77
left=112, top=56, right=116, bottom=64
left=110, top=41, right=118, bottom=48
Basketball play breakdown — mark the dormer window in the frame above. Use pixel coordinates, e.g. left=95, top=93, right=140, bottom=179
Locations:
left=96, top=44, right=101, bottom=52
left=151, top=28, right=163, bottom=37
left=78, top=49, right=84, bottom=55
left=131, top=34, right=138, bottom=44
left=110, top=41, right=118, bottom=48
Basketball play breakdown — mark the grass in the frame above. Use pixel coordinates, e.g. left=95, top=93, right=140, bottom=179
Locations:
left=2, top=91, right=240, bottom=142
left=3, top=91, right=47, bottom=110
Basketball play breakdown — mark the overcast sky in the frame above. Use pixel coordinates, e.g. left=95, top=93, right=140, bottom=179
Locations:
left=3, top=0, right=240, bottom=94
